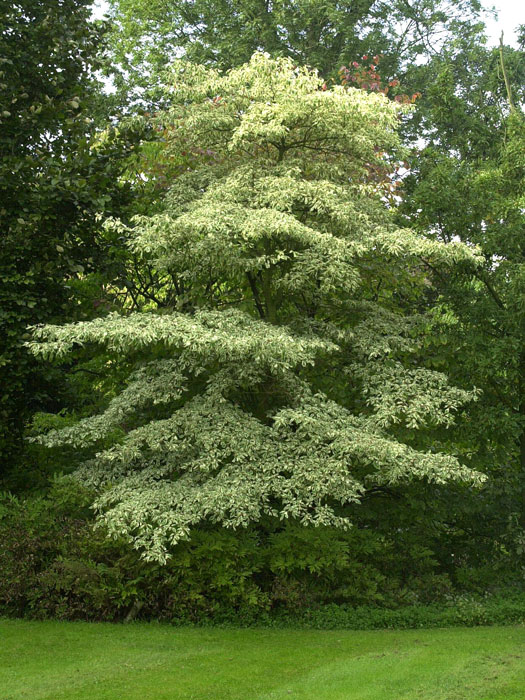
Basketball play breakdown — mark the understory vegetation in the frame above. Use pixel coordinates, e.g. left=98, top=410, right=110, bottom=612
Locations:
left=1, top=475, right=524, bottom=624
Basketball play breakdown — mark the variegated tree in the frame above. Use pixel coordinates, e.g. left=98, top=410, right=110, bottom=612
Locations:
left=30, top=54, right=484, bottom=562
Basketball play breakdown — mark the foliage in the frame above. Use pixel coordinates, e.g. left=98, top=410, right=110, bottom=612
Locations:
left=1, top=479, right=522, bottom=623
left=339, top=55, right=421, bottom=105
left=399, top=35, right=525, bottom=543
left=104, top=0, right=484, bottom=107
left=403, top=34, right=525, bottom=157
left=0, top=0, right=141, bottom=478
left=0, top=481, right=261, bottom=621
left=28, top=54, right=486, bottom=562
left=102, top=0, right=488, bottom=119
left=4, top=1, right=525, bottom=625
left=0, top=483, right=409, bottom=621
left=268, top=594, right=525, bottom=630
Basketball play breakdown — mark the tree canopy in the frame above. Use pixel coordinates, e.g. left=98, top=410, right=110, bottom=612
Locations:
left=0, top=0, right=144, bottom=477
left=105, top=0, right=485, bottom=104
left=30, top=54, right=485, bottom=561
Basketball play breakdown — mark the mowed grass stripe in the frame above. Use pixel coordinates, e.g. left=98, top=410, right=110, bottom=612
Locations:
left=1, top=621, right=524, bottom=699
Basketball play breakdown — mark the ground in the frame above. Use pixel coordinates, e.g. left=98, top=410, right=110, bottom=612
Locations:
left=1, top=621, right=524, bottom=699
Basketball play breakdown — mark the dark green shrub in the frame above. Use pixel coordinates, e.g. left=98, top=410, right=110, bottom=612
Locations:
left=0, top=480, right=266, bottom=621
left=263, top=594, right=525, bottom=630
left=0, top=478, right=523, bottom=626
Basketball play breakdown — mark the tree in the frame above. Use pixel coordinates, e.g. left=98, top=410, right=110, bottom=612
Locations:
left=30, top=54, right=483, bottom=562
left=0, top=0, right=139, bottom=477
left=104, top=0, right=484, bottom=104
left=398, top=34, right=525, bottom=575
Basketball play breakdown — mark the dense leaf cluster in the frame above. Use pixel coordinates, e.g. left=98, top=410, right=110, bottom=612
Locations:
left=0, top=1, right=139, bottom=473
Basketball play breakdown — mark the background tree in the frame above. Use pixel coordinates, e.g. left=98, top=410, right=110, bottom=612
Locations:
left=0, top=0, right=142, bottom=481
left=398, top=32, right=525, bottom=583
left=104, top=0, right=485, bottom=105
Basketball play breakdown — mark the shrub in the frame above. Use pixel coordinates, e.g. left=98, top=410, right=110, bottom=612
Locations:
left=264, top=594, right=525, bottom=630
left=0, top=478, right=523, bottom=626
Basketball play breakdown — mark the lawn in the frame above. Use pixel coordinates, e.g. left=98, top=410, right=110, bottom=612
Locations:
left=1, top=621, right=524, bottom=699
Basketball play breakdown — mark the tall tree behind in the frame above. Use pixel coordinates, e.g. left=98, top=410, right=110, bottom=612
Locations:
left=105, top=0, right=484, bottom=103
left=398, top=34, right=525, bottom=567
left=0, top=0, right=136, bottom=479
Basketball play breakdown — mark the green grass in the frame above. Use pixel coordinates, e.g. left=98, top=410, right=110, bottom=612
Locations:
left=1, top=621, right=524, bottom=699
